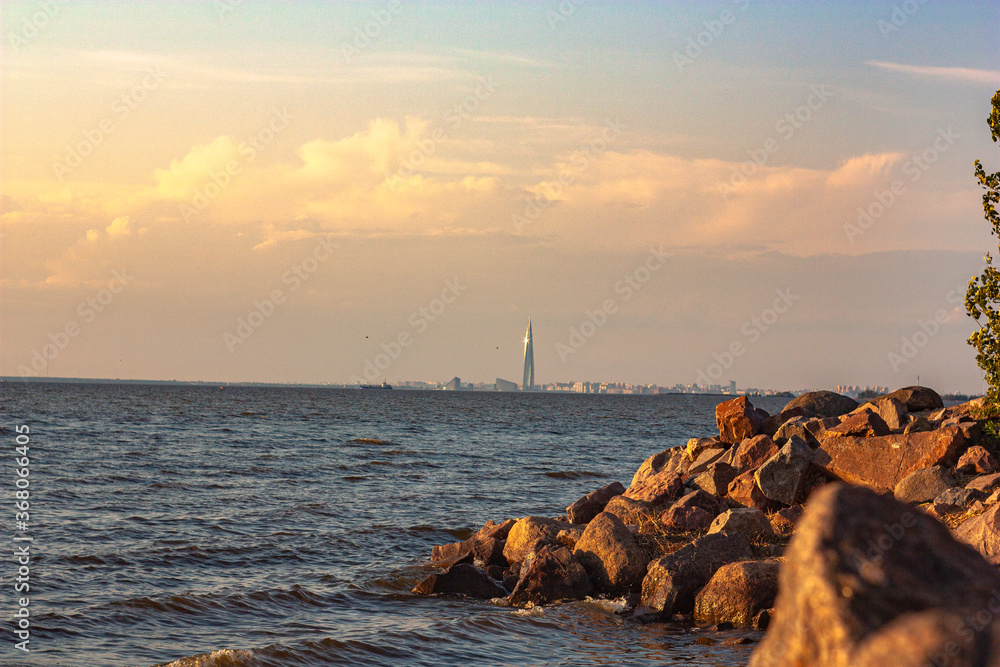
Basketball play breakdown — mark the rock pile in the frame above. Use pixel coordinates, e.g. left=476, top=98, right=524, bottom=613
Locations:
left=414, top=387, right=1000, bottom=659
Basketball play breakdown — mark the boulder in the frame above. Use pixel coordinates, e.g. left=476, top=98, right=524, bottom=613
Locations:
left=573, top=511, right=648, bottom=594
left=850, top=608, right=998, bottom=667
left=967, top=472, right=1000, bottom=494
left=556, top=526, right=585, bottom=550
left=957, top=445, right=999, bottom=475
left=749, top=484, right=1000, bottom=667
left=431, top=541, right=469, bottom=561
left=893, top=466, right=956, bottom=504
left=884, top=385, right=944, bottom=412
left=730, top=435, right=779, bottom=473
left=708, top=507, right=775, bottom=541
left=687, top=447, right=727, bottom=476
left=472, top=536, right=507, bottom=568
left=728, top=469, right=780, bottom=512
left=602, top=495, right=652, bottom=525
left=694, top=559, right=781, bottom=626
left=508, top=544, right=594, bottom=606
left=716, top=396, right=769, bottom=444
left=754, top=435, right=813, bottom=506
left=862, top=396, right=908, bottom=431
left=638, top=531, right=754, bottom=617
left=811, top=426, right=966, bottom=493
left=903, top=416, right=934, bottom=434
left=933, top=486, right=983, bottom=512
left=475, top=518, right=516, bottom=542
left=503, top=516, right=570, bottom=565
left=566, top=481, right=626, bottom=524
left=780, top=390, right=858, bottom=419
left=630, top=447, right=690, bottom=488
left=671, top=488, right=724, bottom=517
left=770, top=505, right=804, bottom=538
left=623, top=470, right=684, bottom=505
left=760, top=407, right=808, bottom=437
left=412, top=563, right=506, bottom=599
left=823, top=408, right=890, bottom=439
left=689, top=462, right=737, bottom=497
left=662, top=505, right=715, bottom=532
left=954, top=503, right=1000, bottom=564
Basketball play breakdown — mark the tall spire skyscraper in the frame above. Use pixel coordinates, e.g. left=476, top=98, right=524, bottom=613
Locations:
left=522, top=318, right=534, bottom=391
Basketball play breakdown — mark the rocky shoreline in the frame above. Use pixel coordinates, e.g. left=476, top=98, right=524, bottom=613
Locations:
left=415, top=386, right=1000, bottom=665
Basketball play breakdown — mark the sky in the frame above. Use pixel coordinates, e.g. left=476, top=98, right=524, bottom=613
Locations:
left=2, top=0, right=999, bottom=393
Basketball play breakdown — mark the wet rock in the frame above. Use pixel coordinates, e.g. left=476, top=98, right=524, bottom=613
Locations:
left=954, top=503, right=1000, bottom=565
left=885, top=385, right=944, bottom=412
left=623, top=470, right=684, bottom=505
left=780, top=390, right=858, bottom=420
left=708, top=507, right=775, bottom=541
left=662, top=505, right=715, bottom=533
left=728, top=469, right=779, bottom=513
left=893, top=466, right=956, bottom=504
left=812, top=426, right=965, bottom=492
left=412, top=563, right=507, bottom=599
left=716, top=396, right=769, bottom=444
left=730, top=435, right=779, bottom=473
left=689, top=462, right=737, bottom=497
left=472, top=536, right=507, bottom=568
left=824, top=408, right=890, bottom=438
left=503, top=516, right=571, bottom=565
left=638, top=531, right=754, bottom=617
left=967, top=472, right=1000, bottom=494
left=630, top=447, right=690, bottom=488
left=749, top=484, right=1000, bottom=667
left=752, top=608, right=771, bottom=630
left=508, top=544, right=594, bottom=606
left=566, top=481, right=626, bottom=524
left=603, top=495, right=652, bottom=525
left=573, top=511, right=648, bottom=594
left=754, top=435, right=813, bottom=506
left=694, top=559, right=781, bottom=626
left=957, top=445, right=998, bottom=475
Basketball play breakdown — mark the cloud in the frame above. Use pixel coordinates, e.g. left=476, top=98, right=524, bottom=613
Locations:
left=867, top=61, right=1000, bottom=85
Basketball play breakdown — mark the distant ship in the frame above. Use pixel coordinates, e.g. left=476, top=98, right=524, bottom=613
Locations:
left=359, top=382, right=393, bottom=390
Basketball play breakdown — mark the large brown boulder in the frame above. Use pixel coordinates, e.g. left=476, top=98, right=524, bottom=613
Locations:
left=811, top=425, right=966, bottom=492
left=503, top=516, right=570, bottom=565
left=716, top=396, right=769, bottom=444
left=730, top=434, right=779, bottom=473
left=760, top=406, right=808, bottom=436
left=754, top=435, right=813, bottom=506
left=728, top=468, right=780, bottom=512
left=781, top=390, right=858, bottom=419
left=623, top=470, right=684, bottom=505
left=662, top=504, right=714, bottom=532
left=749, top=484, right=1000, bottom=667
left=630, top=447, right=690, bottom=488
left=884, top=385, right=944, bottom=412
left=694, top=559, right=780, bottom=626
left=824, top=408, right=890, bottom=438
left=954, top=503, right=1000, bottom=564
left=708, top=507, right=775, bottom=541
left=508, top=544, right=594, bottom=606
left=687, top=446, right=727, bottom=476
left=967, top=472, right=1000, bottom=494
left=602, top=495, right=652, bottom=525
left=689, top=461, right=737, bottom=496
left=566, top=481, right=625, bottom=524
left=638, top=531, right=754, bottom=617
left=573, top=511, right=648, bottom=594
left=861, top=396, right=908, bottom=431
left=893, top=466, right=956, bottom=504
left=412, top=563, right=507, bottom=599
left=672, top=488, right=725, bottom=517
left=958, top=445, right=999, bottom=475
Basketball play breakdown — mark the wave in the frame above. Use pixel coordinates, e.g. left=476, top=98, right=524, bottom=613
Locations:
left=543, top=470, right=605, bottom=480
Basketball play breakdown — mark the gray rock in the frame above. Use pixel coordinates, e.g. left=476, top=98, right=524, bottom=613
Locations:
left=893, top=466, right=956, bottom=504
left=754, top=435, right=813, bottom=506
left=412, top=563, right=506, bottom=599
left=780, top=391, right=858, bottom=419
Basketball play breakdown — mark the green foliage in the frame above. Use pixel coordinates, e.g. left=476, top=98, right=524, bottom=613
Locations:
left=967, top=89, right=1000, bottom=414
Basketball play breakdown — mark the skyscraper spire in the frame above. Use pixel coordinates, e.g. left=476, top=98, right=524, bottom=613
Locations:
left=522, top=318, right=534, bottom=391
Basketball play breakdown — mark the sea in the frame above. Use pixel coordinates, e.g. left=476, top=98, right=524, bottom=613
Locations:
left=1, top=382, right=792, bottom=667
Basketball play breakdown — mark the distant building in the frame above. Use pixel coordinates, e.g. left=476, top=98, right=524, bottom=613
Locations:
left=522, top=318, right=534, bottom=390
left=495, top=378, right=519, bottom=392
left=444, top=376, right=462, bottom=391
